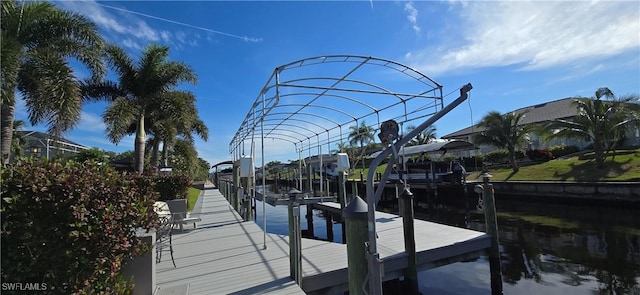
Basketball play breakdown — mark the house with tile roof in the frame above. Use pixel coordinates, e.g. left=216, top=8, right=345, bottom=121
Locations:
left=442, top=98, right=640, bottom=155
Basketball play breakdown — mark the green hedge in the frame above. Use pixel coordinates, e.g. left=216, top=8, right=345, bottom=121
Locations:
left=1, top=160, right=158, bottom=294
left=549, top=145, right=580, bottom=158
left=154, top=173, right=192, bottom=201
left=484, top=149, right=525, bottom=164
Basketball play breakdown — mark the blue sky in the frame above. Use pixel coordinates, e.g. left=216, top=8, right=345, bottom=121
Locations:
left=14, top=0, right=640, bottom=168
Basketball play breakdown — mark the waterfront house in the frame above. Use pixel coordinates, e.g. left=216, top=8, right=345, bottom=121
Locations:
left=15, top=131, right=88, bottom=160
left=442, top=97, right=640, bottom=155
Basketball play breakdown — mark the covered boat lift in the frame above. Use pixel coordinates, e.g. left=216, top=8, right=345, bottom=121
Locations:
left=228, top=55, right=473, bottom=294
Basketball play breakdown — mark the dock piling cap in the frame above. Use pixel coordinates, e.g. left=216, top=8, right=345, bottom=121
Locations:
left=343, top=196, right=368, bottom=220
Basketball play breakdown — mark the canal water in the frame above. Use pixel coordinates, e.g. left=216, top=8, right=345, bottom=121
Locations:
left=252, top=193, right=640, bottom=294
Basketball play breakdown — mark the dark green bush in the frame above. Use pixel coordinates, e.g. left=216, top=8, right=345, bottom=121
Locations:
left=1, top=160, right=158, bottom=294
left=154, top=173, right=192, bottom=201
left=526, top=149, right=553, bottom=162
left=549, top=145, right=580, bottom=158
left=461, top=155, right=483, bottom=171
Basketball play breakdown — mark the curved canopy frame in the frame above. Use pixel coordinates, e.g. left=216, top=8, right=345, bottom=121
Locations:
left=230, top=55, right=447, bottom=157
left=229, top=55, right=473, bottom=290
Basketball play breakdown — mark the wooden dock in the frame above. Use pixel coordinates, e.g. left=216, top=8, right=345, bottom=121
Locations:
left=155, top=184, right=490, bottom=294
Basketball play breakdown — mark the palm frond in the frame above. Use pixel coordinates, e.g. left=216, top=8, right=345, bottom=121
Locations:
left=17, top=49, right=81, bottom=137
left=103, top=98, right=137, bottom=143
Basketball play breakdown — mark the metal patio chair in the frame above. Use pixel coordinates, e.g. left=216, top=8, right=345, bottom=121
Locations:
left=156, top=215, right=176, bottom=267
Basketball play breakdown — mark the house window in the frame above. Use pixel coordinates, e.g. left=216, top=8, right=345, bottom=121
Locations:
left=30, top=146, right=41, bottom=158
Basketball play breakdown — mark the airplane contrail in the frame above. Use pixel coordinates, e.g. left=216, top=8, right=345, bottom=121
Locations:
left=96, top=3, right=262, bottom=43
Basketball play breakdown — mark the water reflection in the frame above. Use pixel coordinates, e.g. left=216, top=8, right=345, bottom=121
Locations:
left=251, top=194, right=640, bottom=294
left=416, top=197, right=640, bottom=295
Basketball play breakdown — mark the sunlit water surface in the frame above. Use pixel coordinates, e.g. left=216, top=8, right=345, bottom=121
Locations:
left=252, top=193, right=640, bottom=295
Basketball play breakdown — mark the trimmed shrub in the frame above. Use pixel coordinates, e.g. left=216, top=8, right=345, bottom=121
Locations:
left=1, top=160, right=158, bottom=294
left=154, top=173, right=192, bottom=201
left=484, top=149, right=509, bottom=164
left=485, top=149, right=525, bottom=164
left=549, top=145, right=580, bottom=158
left=526, top=149, right=553, bottom=162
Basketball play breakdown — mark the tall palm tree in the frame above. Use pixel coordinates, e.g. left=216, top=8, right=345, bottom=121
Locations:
left=122, top=90, right=208, bottom=170
left=156, top=91, right=208, bottom=167
left=1, top=1, right=105, bottom=165
left=348, top=121, right=375, bottom=170
left=474, top=111, right=531, bottom=172
left=405, top=124, right=437, bottom=146
left=84, top=43, right=197, bottom=174
left=545, top=87, right=640, bottom=168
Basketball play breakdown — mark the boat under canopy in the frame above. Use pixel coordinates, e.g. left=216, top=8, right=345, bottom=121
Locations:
left=368, top=139, right=476, bottom=158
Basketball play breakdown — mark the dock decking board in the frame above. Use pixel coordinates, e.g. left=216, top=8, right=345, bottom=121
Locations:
left=156, top=185, right=490, bottom=294
left=156, top=187, right=305, bottom=295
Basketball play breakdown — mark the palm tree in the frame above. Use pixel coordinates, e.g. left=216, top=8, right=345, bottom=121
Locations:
left=348, top=121, right=375, bottom=170
left=474, top=111, right=531, bottom=172
left=405, top=124, right=437, bottom=146
left=545, top=87, right=640, bottom=168
left=127, top=90, right=208, bottom=170
left=1, top=1, right=105, bottom=165
left=10, top=120, right=28, bottom=159
left=156, top=92, right=208, bottom=168
left=84, top=43, right=197, bottom=174
left=169, top=138, right=200, bottom=177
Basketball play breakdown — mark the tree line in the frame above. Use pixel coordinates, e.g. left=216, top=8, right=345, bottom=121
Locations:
left=333, top=87, right=639, bottom=174
left=1, top=1, right=208, bottom=176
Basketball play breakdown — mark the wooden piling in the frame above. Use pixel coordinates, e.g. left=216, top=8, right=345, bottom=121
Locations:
left=232, top=163, right=240, bottom=211
left=287, top=203, right=296, bottom=279
left=399, top=188, right=419, bottom=295
left=344, top=196, right=369, bottom=295
left=288, top=204, right=302, bottom=285
left=306, top=164, right=313, bottom=193
left=351, top=181, right=358, bottom=200
left=325, top=210, right=334, bottom=242
left=482, top=174, right=503, bottom=295
left=339, top=172, right=347, bottom=243
left=396, top=183, right=403, bottom=217
left=306, top=205, right=315, bottom=238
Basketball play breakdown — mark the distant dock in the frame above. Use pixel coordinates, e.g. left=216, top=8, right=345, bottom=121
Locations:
left=155, top=184, right=491, bottom=294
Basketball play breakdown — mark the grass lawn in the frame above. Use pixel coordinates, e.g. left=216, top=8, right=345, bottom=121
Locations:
left=348, top=164, right=389, bottom=180
left=187, top=187, right=201, bottom=211
left=301, top=148, right=639, bottom=182
left=468, top=148, right=640, bottom=182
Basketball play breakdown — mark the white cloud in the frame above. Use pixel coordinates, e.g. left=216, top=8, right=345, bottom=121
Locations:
left=404, top=1, right=420, bottom=34
left=121, top=39, right=143, bottom=51
left=77, top=111, right=106, bottom=132
left=56, top=1, right=199, bottom=50
left=405, top=1, right=640, bottom=75
left=70, top=134, right=135, bottom=152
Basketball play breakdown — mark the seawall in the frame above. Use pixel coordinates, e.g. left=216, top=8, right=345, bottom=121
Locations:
left=482, top=181, right=640, bottom=204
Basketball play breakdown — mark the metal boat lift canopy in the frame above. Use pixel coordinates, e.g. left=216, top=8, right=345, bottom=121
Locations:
left=229, top=55, right=473, bottom=294
left=229, top=55, right=448, bottom=158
